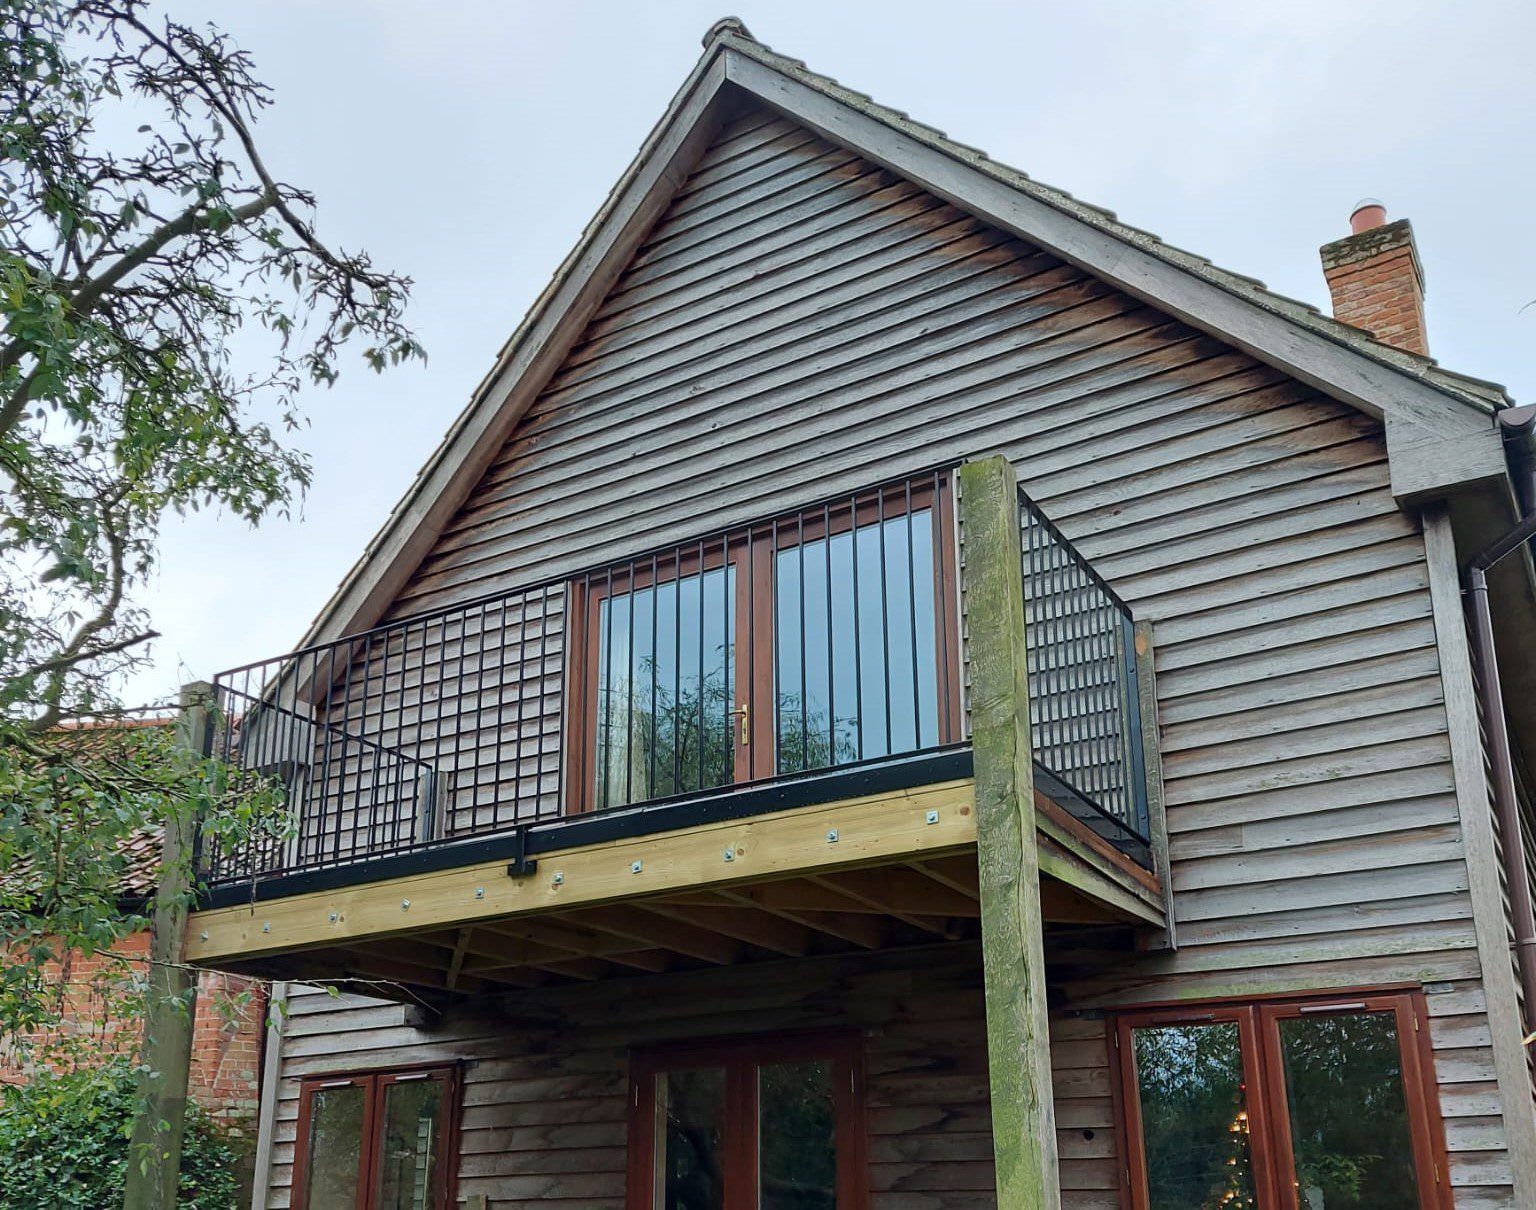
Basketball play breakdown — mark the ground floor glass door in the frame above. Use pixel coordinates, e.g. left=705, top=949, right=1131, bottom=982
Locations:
left=1118, top=992, right=1449, bottom=1210
left=628, top=1032, right=865, bottom=1210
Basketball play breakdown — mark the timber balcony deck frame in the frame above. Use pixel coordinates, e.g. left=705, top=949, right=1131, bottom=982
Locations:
left=187, top=456, right=1167, bottom=988
left=185, top=773, right=1163, bottom=991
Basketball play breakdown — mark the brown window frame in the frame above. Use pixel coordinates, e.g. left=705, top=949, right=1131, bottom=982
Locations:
left=290, top=1063, right=462, bottom=1210
left=565, top=474, right=961, bottom=814
left=625, top=1029, right=869, bottom=1210
left=1113, top=989, right=1452, bottom=1210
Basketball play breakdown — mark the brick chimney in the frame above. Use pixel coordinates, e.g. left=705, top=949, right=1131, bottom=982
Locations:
left=1320, top=200, right=1429, bottom=355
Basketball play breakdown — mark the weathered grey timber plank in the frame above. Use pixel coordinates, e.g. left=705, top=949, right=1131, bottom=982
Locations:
left=958, top=456, right=1061, bottom=1210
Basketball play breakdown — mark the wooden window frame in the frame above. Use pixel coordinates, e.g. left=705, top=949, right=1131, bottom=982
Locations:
left=565, top=474, right=960, bottom=814
left=290, top=1063, right=462, bottom=1210
left=625, top=1029, right=869, bottom=1210
left=1112, top=989, right=1452, bottom=1210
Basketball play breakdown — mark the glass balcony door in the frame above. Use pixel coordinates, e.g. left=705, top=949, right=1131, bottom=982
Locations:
left=571, top=474, right=959, bottom=813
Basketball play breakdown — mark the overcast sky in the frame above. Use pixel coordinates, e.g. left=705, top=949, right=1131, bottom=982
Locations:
left=129, top=0, right=1536, bottom=704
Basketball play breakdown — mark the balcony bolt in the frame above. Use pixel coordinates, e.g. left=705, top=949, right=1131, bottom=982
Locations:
left=631, top=860, right=644, bottom=874
left=474, top=887, right=485, bottom=900
left=328, top=912, right=339, bottom=923
left=401, top=899, right=411, bottom=911
left=551, top=871, right=564, bottom=887
left=261, top=922, right=270, bottom=933
left=826, top=829, right=839, bottom=843
left=723, top=849, right=735, bottom=862
left=925, top=810, right=940, bottom=825
left=199, top=931, right=209, bottom=942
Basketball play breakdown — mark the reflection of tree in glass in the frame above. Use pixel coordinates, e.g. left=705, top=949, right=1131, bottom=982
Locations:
left=776, top=691, right=858, bottom=776
left=1280, top=1013, right=1416, bottom=1210
left=759, top=1061, right=835, bottom=1210
left=1133, top=1024, right=1257, bottom=1210
left=599, top=653, right=734, bottom=809
left=304, top=1086, right=366, bottom=1204
left=662, top=1069, right=725, bottom=1210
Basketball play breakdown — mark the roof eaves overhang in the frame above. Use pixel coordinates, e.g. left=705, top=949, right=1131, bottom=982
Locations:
left=717, top=37, right=1508, bottom=508
left=293, top=42, right=740, bottom=650
left=296, top=26, right=1512, bottom=651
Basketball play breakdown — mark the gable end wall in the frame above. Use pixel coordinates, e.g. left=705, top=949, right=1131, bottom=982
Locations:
left=274, top=108, right=1517, bottom=1207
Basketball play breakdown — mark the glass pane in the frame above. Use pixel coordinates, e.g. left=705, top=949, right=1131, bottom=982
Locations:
left=597, top=565, right=736, bottom=808
left=759, top=1060, right=837, bottom=1210
left=656, top=1066, right=727, bottom=1210
left=302, top=1083, right=367, bottom=1208
left=1133, top=1022, right=1257, bottom=1210
left=1279, top=1011, right=1420, bottom=1210
left=777, top=508, right=937, bottom=774
left=376, top=1077, right=449, bottom=1210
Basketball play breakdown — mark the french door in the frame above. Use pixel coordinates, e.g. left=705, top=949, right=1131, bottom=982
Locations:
left=1117, top=992, right=1451, bottom=1210
left=626, top=1032, right=867, bottom=1210
left=569, top=473, right=960, bottom=813
left=291, top=1066, right=460, bottom=1210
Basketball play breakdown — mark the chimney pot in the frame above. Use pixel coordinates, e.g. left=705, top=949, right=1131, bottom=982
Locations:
left=1350, top=198, right=1388, bottom=234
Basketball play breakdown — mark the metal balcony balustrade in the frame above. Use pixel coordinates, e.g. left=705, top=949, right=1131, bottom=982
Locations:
left=1019, top=488, right=1150, bottom=847
left=200, top=470, right=1149, bottom=894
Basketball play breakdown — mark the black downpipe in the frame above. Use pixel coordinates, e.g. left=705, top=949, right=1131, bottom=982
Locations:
left=1500, top=404, right=1536, bottom=520
left=1465, top=498, right=1536, bottom=1034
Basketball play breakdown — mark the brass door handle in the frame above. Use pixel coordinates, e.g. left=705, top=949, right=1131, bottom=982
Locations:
left=729, top=701, right=750, bottom=745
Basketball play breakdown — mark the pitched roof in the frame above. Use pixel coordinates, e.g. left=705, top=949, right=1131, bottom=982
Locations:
left=293, top=18, right=1513, bottom=653
left=713, top=20, right=1510, bottom=414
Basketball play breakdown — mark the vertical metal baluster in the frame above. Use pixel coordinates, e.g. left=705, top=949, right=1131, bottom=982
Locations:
left=512, top=593, right=530, bottom=826
left=335, top=635, right=363, bottom=863
left=359, top=631, right=382, bottom=856
left=623, top=561, right=637, bottom=805
left=797, top=515, right=808, bottom=772
left=849, top=493, right=863, bottom=761
left=536, top=587, right=552, bottom=818
left=936, top=472, right=953, bottom=745
left=471, top=602, right=490, bottom=834
left=823, top=501, right=834, bottom=764
left=602, top=565, right=615, bottom=810
left=745, top=526, right=755, bottom=784
left=318, top=644, right=342, bottom=864
left=649, top=551, right=659, bottom=800
left=503, top=595, right=520, bottom=826
left=905, top=479, right=921, bottom=750
left=721, top=535, right=733, bottom=786
left=770, top=517, right=780, bottom=774
left=695, top=538, right=706, bottom=791
left=450, top=608, right=471, bottom=838
left=672, top=554, right=682, bottom=797
left=878, top=484, right=892, bottom=757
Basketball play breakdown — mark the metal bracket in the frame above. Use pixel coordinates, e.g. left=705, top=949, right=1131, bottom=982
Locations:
left=506, top=829, right=538, bottom=878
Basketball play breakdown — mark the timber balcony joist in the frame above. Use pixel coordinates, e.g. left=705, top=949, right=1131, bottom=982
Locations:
left=186, top=457, right=1166, bottom=988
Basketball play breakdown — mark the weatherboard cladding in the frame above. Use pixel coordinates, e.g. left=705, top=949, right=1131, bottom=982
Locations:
left=274, top=109, right=1512, bottom=1204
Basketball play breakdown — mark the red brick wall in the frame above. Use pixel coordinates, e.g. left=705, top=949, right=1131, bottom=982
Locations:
left=1320, top=217, right=1430, bottom=355
left=0, top=929, right=266, bottom=1124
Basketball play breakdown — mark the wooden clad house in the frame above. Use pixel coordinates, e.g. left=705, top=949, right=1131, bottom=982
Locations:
left=184, top=20, right=1536, bottom=1209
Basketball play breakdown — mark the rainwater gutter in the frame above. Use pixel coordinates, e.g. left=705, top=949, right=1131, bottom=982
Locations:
left=1464, top=491, right=1536, bottom=1034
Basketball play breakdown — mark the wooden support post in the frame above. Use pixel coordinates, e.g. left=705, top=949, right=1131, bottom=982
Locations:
left=124, top=681, right=212, bottom=1210
left=957, top=457, right=1062, bottom=1210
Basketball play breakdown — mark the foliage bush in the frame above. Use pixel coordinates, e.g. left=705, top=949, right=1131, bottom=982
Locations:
left=0, top=1057, right=246, bottom=1209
